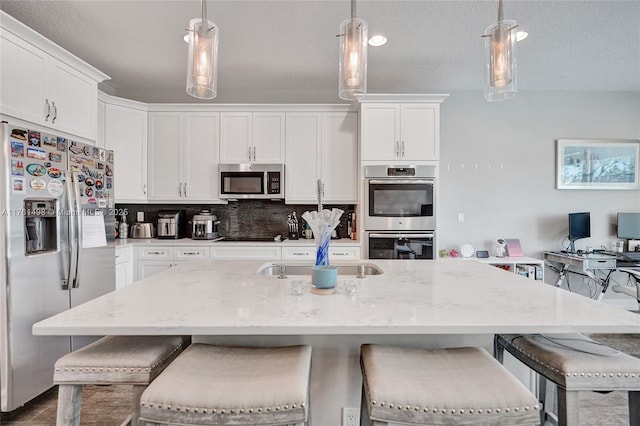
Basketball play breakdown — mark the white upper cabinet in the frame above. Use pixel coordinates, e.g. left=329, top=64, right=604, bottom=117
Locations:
left=148, top=111, right=219, bottom=202
left=102, top=96, right=148, bottom=202
left=285, top=113, right=321, bottom=203
left=285, top=111, right=357, bottom=204
left=321, top=112, right=358, bottom=202
left=220, top=112, right=284, bottom=163
left=360, top=102, right=440, bottom=162
left=0, top=14, right=108, bottom=140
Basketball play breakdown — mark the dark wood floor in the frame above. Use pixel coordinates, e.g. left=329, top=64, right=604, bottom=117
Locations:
left=1, top=385, right=132, bottom=425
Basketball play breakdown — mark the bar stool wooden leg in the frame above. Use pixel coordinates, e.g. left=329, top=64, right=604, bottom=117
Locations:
left=56, top=384, right=82, bottom=426
left=629, top=391, right=640, bottom=425
left=557, top=388, right=580, bottom=426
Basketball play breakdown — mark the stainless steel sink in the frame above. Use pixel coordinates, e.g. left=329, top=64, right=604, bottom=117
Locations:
left=257, top=262, right=383, bottom=278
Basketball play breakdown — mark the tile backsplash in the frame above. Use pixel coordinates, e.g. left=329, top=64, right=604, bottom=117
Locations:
left=116, top=201, right=355, bottom=240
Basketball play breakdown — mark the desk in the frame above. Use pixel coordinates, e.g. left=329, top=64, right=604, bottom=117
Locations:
left=544, top=251, right=620, bottom=301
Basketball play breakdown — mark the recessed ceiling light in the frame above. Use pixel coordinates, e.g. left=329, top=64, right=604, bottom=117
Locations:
left=516, top=31, right=528, bottom=42
left=368, top=35, right=388, bottom=47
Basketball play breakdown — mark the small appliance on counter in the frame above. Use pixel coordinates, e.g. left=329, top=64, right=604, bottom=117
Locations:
left=157, top=210, right=186, bottom=239
left=130, top=222, right=156, bottom=239
left=191, top=210, right=220, bottom=240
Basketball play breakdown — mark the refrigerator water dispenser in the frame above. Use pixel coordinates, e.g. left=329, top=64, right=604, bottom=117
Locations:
left=24, top=198, right=57, bottom=255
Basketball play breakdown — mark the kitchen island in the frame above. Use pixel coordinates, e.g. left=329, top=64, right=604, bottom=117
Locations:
left=33, top=259, right=640, bottom=424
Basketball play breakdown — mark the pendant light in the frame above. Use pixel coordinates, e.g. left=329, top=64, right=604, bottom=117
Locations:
left=186, top=0, right=218, bottom=99
left=338, top=0, right=368, bottom=101
left=483, top=0, right=517, bottom=101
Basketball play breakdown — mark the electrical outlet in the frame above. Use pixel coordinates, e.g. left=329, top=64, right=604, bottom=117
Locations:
left=342, top=407, right=359, bottom=426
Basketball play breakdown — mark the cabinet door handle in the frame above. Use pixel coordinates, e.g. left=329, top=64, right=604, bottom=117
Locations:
left=51, top=101, right=57, bottom=124
left=143, top=184, right=147, bottom=195
left=179, top=182, right=183, bottom=197
left=292, top=252, right=310, bottom=256
left=248, top=146, right=252, bottom=161
left=148, top=251, right=164, bottom=255
left=401, top=141, right=405, bottom=158
left=253, top=146, right=256, bottom=161
left=395, top=141, right=400, bottom=157
left=44, top=99, right=51, bottom=121
left=184, top=182, right=188, bottom=197
left=183, top=251, right=200, bottom=255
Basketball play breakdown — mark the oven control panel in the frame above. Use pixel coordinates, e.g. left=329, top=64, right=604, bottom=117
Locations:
left=387, top=167, right=416, bottom=177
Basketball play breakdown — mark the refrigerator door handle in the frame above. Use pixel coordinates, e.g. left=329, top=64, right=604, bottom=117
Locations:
left=63, top=172, right=76, bottom=290
left=71, top=172, right=83, bottom=289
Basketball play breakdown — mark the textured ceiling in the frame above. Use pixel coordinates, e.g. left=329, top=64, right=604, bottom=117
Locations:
left=1, top=0, right=639, bottom=103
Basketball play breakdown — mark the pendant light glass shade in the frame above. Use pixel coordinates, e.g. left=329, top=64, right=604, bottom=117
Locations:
left=186, top=17, right=218, bottom=99
left=338, top=17, right=368, bottom=101
left=484, top=19, right=517, bottom=101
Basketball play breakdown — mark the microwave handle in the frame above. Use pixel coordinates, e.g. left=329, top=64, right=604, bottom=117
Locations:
left=369, top=233, right=434, bottom=239
left=368, top=179, right=434, bottom=185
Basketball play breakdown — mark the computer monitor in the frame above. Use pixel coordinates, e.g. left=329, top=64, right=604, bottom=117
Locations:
left=568, top=212, right=590, bottom=252
left=617, top=212, right=640, bottom=239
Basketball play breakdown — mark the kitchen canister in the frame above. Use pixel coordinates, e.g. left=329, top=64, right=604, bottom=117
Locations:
left=311, top=265, right=337, bottom=294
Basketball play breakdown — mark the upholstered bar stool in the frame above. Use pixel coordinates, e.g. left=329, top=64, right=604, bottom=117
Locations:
left=360, top=344, right=541, bottom=425
left=494, top=333, right=640, bottom=426
left=54, top=335, right=191, bottom=426
left=139, top=344, right=312, bottom=426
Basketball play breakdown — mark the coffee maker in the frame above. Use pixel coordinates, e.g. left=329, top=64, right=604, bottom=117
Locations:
left=156, top=210, right=186, bottom=239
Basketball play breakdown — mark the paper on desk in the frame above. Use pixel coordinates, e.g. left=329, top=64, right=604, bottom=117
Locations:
left=82, top=213, right=107, bottom=248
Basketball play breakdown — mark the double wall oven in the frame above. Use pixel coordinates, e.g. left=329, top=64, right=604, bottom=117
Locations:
left=364, top=165, right=436, bottom=260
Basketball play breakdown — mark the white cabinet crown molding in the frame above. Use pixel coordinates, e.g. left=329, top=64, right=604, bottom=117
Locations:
left=99, top=91, right=149, bottom=111
left=0, top=10, right=109, bottom=83
left=145, top=103, right=356, bottom=113
left=358, top=94, right=449, bottom=104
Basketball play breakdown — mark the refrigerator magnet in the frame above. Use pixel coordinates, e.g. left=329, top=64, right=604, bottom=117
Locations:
left=48, top=152, right=62, bottom=162
left=29, top=178, right=46, bottom=190
left=11, top=178, right=25, bottom=193
left=47, top=168, right=62, bottom=179
left=42, top=135, right=56, bottom=147
left=57, top=137, right=67, bottom=151
left=47, top=179, right=63, bottom=197
left=92, top=147, right=100, bottom=158
left=11, top=160, right=24, bottom=176
left=11, top=141, right=24, bottom=157
left=27, top=148, right=46, bottom=160
left=10, top=128, right=26, bottom=140
left=27, top=131, right=40, bottom=146
left=26, top=163, right=46, bottom=176
left=99, top=149, right=106, bottom=161
left=68, top=141, right=82, bottom=154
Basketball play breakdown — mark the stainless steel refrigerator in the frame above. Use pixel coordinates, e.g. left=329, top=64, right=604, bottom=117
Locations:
left=0, top=122, right=115, bottom=412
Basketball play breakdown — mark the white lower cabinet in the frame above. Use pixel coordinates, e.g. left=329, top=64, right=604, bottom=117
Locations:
left=115, top=246, right=133, bottom=290
left=210, top=246, right=282, bottom=260
left=132, top=244, right=362, bottom=281
left=281, top=246, right=361, bottom=261
left=135, top=246, right=211, bottom=280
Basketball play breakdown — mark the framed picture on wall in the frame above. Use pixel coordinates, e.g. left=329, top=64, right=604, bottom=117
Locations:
left=556, top=139, right=640, bottom=190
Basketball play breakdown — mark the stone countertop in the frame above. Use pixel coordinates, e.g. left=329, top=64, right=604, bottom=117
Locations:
left=33, top=259, right=640, bottom=336
left=115, top=238, right=360, bottom=247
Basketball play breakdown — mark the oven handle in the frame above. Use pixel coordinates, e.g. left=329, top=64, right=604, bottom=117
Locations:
left=367, top=179, right=434, bottom=185
left=369, top=233, right=434, bottom=239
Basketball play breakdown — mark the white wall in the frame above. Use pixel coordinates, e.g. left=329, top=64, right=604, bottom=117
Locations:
left=439, top=91, right=640, bottom=255
left=438, top=91, right=640, bottom=303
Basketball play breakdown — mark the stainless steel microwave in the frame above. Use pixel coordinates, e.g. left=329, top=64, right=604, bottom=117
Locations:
left=219, top=163, right=284, bottom=199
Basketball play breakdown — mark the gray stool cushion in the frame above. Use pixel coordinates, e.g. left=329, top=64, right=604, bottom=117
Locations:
left=139, top=344, right=312, bottom=425
left=498, top=333, right=640, bottom=391
left=361, top=345, right=540, bottom=425
left=54, top=335, right=191, bottom=385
